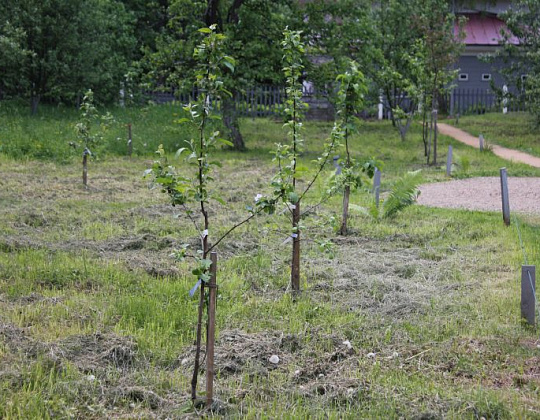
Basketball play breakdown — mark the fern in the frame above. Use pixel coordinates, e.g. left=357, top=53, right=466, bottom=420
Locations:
left=382, top=171, right=422, bottom=218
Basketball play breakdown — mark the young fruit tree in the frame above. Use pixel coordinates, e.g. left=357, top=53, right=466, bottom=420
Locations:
left=146, top=25, right=280, bottom=406
left=332, top=61, right=378, bottom=235
left=265, top=29, right=341, bottom=294
left=73, top=89, right=112, bottom=188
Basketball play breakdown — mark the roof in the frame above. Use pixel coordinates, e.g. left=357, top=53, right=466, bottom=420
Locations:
left=456, top=14, right=519, bottom=46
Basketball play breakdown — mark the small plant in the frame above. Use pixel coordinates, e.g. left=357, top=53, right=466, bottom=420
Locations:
left=331, top=61, right=379, bottom=235
left=73, top=90, right=112, bottom=187
left=146, top=25, right=278, bottom=405
left=351, top=171, right=422, bottom=220
left=262, top=29, right=340, bottom=294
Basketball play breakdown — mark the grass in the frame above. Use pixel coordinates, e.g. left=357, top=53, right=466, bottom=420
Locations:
left=1, top=105, right=540, bottom=418
left=447, top=111, right=540, bottom=158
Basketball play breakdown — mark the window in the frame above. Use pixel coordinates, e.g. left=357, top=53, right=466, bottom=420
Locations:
left=482, top=73, right=492, bottom=81
left=458, top=73, right=469, bottom=81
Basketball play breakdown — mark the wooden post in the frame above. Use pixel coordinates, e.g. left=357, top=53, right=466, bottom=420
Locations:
left=433, top=109, right=438, bottom=165
left=500, top=167, right=510, bottom=226
left=446, top=145, right=453, bottom=177
left=373, top=168, right=381, bottom=208
left=127, top=123, right=133, bottom=158
left=378, top=91, right=384, bottom=120
left=521, top=265, right=536, bottom=326
left=82, top=149, right=89, bottom=188
left=291, top=202, right=301, bottom=294
left=479, top=134, right=484, bottom=151
left=503, top=84, right=508, bottom=114
left=206, top=251, right=218, bottom=408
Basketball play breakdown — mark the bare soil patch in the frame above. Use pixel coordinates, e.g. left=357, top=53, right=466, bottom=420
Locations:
left=418, top=177, right=540, bottom=214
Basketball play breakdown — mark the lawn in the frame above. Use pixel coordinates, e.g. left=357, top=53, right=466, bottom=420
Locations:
left=1, top=105, right=540, bottom=418
left=447, top=112, right=540, bottom=158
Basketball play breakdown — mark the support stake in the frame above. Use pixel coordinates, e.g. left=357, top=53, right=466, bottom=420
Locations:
left=127, top=123, right=133, bottom=158
left=446, top=145, right=453, bottom=177
left=521, top=265, right=536, bottom=326
left=206, top=251, right=218, bottom=408
left=373, top=168, right=381, bottom=208
left=500, top=167, right=510, bottom=226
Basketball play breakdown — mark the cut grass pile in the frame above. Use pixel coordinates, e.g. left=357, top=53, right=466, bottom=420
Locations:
left=1, top=109, right=540, bottom=418
left=447, top=112, right=540, bottom=158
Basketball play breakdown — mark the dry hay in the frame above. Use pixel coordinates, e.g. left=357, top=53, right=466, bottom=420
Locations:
left=306, top=236, right=467, bottom=318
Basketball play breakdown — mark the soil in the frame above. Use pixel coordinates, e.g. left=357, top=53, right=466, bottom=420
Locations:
left=418, top=177, right=540, bottom=214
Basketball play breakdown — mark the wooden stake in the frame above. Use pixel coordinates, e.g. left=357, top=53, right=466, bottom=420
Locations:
left=479, top=134, right=484, bottom=151
left=82, top=150, right=88, bottom=188
left=373, top=168, right=381, bottom=208
left=500, top=167, right=510, bottom=226
left=446, top=145, right=453, bottom=177
left=291, top=201, right=301, bottom=294
left=521, top=265, right=536, bottom=326
left=127, top=123, right=133, bottom=158
left=191, top=281, right=205, bottom=401
left=339, top=185, right=350, bottom=235
left=206, top=251, right=218, bottom=408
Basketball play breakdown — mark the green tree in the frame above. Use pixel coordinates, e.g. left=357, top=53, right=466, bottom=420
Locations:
left=145, top=0, right=298, bottom=150
left=0, top=0, right=136, bottom=112
left=497, top=0, right=540, bottom=124
left=411, top=0, right=464, bottom=164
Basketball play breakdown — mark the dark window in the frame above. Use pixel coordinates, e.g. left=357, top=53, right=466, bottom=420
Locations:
left=482, top=73, right=492, bottom=81
left=459, top=73, right=469, bottom=81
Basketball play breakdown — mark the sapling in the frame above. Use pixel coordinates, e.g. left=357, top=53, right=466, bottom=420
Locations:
left=146, top=25, right=279, bottom=405
left=331, top=61, right=378, bottom=235
left=267, top=29, right=341, bottom=294
left=73, top=90, right=112, bottom=187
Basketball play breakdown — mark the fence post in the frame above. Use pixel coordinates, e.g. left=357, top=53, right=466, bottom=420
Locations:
left=479, top=134, right=484, bottom=151
left=450, top=89, right=455, bottom=116
left=446, top=145, right=453, bottom=177
left=373, top=168, right=381, bottom=208
left=206, top=251, right=218, bottom=408
left=500, top=168, right=510, bottom=226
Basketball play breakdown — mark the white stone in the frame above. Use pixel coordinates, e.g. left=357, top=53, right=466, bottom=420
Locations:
left=367, top=352, right=376, bottom=359
left=269, top=355, right=280, bottom=364
left=342, top=340, right=352, bottom=350
left=181, top=358, right=189, bottom=366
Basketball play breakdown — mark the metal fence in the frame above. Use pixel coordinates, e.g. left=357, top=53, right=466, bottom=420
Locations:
left=448, top=88, right=528, bottom=115
left=144, top=85, right=530, bottom=119
left=143, top=85, right=290, bottom=117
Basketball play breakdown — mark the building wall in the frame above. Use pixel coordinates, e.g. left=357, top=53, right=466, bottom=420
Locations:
left=454, top=55, right=508, bottom=90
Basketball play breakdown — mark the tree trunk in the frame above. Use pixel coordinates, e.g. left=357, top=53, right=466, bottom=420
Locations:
left=222, top=95, right=245, bottom=150
left=339, top=185, right=351, bottom=235
left=291, top=201, right=301, bottom=294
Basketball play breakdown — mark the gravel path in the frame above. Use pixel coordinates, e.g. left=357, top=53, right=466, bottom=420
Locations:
left=418, top=177, right=540, bottom=214
left=418, top=124, right=540, bottom=214
left=438, top=123, right=540, bottom=168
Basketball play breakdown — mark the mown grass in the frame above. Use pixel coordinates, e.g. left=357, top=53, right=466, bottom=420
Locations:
left=1, top=106, right=540, bottom=418
left=447, top=111, right=540, bottom=158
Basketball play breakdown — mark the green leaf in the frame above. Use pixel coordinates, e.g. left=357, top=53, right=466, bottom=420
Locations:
left=217, top=138, right=234, bottom=147
left=198, top=28, right=212, bottom=34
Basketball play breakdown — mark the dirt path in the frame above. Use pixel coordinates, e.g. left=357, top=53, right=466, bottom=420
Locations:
left=418, top=177, right=540, bottom=214
left=438, top=123, right=540, bottom=168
